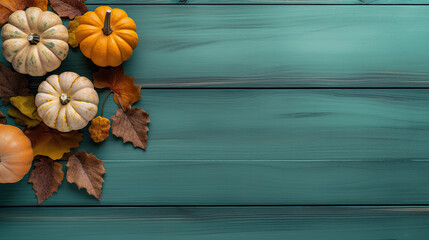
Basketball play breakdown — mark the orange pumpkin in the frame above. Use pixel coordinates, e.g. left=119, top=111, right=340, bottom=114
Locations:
left=0, top=124, right=34, bottom=183
left=75, top=6, right=138, bottom=67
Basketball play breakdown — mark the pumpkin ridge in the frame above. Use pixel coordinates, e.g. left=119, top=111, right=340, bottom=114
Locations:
left=44, top=77, right=61, bottom=96
left=110, top=34, right=132, bottom=62
left=10, top=41, right=29, bottom=63
left=68, top=75, right=81, bottom=96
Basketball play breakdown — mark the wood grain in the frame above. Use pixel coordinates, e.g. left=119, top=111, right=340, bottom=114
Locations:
left=2, top=161, right=429, bottom=205
left=7, top=5, right=429, bottom=88
left=85, top=0, right=429, bottom=5
left=2, top=206, right=429, bottom=239
left=2, top=89, right=429, bottom=205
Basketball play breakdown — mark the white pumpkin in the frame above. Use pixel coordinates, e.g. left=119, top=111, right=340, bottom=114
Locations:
left=35, top=72, right=99, bottom=132
left=1, top=7, right=69, bottom=76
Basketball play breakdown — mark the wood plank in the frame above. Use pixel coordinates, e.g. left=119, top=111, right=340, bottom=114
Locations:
left=2, top=161, right=429, bottom=205
left=2, top=89, right=429, bottom=205
left=2, top=206, right=429, bottom=239
left=85, top=0, right=429, bottom=5
left=7, top=5, right=429, bottom=88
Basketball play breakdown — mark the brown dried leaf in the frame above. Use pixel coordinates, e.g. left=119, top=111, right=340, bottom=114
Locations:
left=0, top=63, right=30, bottom=103
left=49, top=0, right=88, bottom=19
left=0, top=110, right=6, bottom=124
left=89, top=116, right=111, bottom=143
left=93, top=66, right=141, bottom=109
left=25, top=123, right=83, bottom=160
left=111, top=108, right=150, bottom=150
left=0, top=0, right=48, bottom=27
left=66, top=151, right=105, bottom=200
left=67, top=16, right=81, bottom=48
left=28, top=156, right=64, bottom=204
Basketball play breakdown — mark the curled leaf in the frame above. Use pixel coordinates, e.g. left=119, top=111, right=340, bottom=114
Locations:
left=25, top=123, right=83, bottom=160
left=111, top=108, right=150, bottom=150
left=0, top=63, right=30, bottom=103
left=8, top=95, right=42, bottom=128
left=67, top=16, right=81, bottom=48
left=0, top=0, right=48, bottom=27
left=49, top=0, right=88, bottom=19
left=89, top=116, right=111, bottom=143
left=93, top=66, right=141, bottom=109
left=0, top=111, right=5, bottom=124
left=28, top=156, right=64, bottom=205
left=66, top=151, right=105, bottom=200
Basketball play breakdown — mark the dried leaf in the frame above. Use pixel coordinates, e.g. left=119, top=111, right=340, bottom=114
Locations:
left=111, top=108, right=150, bottom=150
left=8, top=95, right=42, bottom=128
left=28, top=156, right=64, bottom=204
left=0, top=0, right=48, bottom=27
left=49, top=0, right=87, bottom=19
left=66, top=151, right=105, bottom=200
left=67, top=16, right=81, bottom=48
left=0, top=63, right=30, bottom=103
left=89, top=116, right=110, bottom=143
left=93, top=66, right=141, bottom=109
left=0, top=110, right=6, bottom=124
left=25, top=123, right=83, bottom=160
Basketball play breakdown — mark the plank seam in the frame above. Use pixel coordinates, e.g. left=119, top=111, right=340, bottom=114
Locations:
left=3, top=204, right=429, bottom=208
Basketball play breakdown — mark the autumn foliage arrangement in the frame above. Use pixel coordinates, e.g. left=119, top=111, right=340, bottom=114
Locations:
left=0, top=1, right=149, bottom=204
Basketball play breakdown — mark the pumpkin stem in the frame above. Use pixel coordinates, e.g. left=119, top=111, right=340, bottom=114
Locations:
left=27, top=33, right=40, bottom=45
left=59, top=94, right=71, bottom=105
left=102, top=9, right=113, bottom=36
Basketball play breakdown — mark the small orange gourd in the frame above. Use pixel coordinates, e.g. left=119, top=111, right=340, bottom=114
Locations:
left=75, top=6, right=138, bottom=67
left=0, top=124, right=34, bottom=183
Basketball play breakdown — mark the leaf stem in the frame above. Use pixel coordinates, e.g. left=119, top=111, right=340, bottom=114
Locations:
left=101, top=91, right=112, bottom=117
left=117, top=97, right=126, bottom=112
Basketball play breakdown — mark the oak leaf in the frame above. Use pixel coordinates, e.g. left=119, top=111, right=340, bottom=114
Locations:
left=49, top=0, right=87, bottom=19
left=25, top=123, right=83, bottom=160
left=8, top=95, right=42, bottom=128
left=0, top=63, right=30, bottom=103
left=111, top=108, right=150, bottom=150
left=0, top=110, right=5, bottom=124
left=93, top=66, right=141, bottom=109
left=67, top=16, right=81, bottom=48
left=89, top=116, right=111, bottom=143
left=66, top=151, right=105, bottom=200
left=28, top=156, right=64, bottom=204
left=0, top=0, right=48, bottom=27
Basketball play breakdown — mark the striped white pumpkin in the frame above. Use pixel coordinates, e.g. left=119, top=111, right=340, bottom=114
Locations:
left=1, top=7, right=69, bottom=76
left=36, top=72, right=99, bottom=132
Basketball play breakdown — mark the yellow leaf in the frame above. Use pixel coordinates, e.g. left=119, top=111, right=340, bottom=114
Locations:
left=67, top=16, right=81, bottom=48
left=25, top=123, right=83, bottom=160
left=8, top=107, right=41, bottom=128
left=8, top=95, right=42, bottom=128
left=89, top=116, right=111, bottom=143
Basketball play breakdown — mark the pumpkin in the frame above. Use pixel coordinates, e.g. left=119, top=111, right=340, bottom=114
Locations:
left=75, top=6, right=138, bottom=67
left=35, top=72, right=99, bottom=132
left=1, top=7, right=69, bottom=77
left=0, top=124, right=34, bottom=183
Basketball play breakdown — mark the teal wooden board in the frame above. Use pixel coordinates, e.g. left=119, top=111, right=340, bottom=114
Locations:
left=85, top=0, right=429, bottom=5
left=2, top=161, right=429, bottom=205
left=2, top=206, right=429, bottom=240
left=2, top=90, right=429, bottom=205
left=3, top=89, right=429, bottom=162
left=4, top=6, right=429, bottom=88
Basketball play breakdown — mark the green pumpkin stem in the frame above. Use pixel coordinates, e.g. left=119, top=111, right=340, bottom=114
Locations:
left=27, top=33, right=40, bottom=45
left=102, top=9, right=113, bottom=36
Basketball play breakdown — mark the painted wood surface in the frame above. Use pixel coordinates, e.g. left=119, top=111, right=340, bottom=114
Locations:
left=2, top=89, right=429, bottom=205
left=2, top=206, right=429, bottom=239
left=5, top=5, right=429, bottom=88
left=85, top=0, right=429, bottom=5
